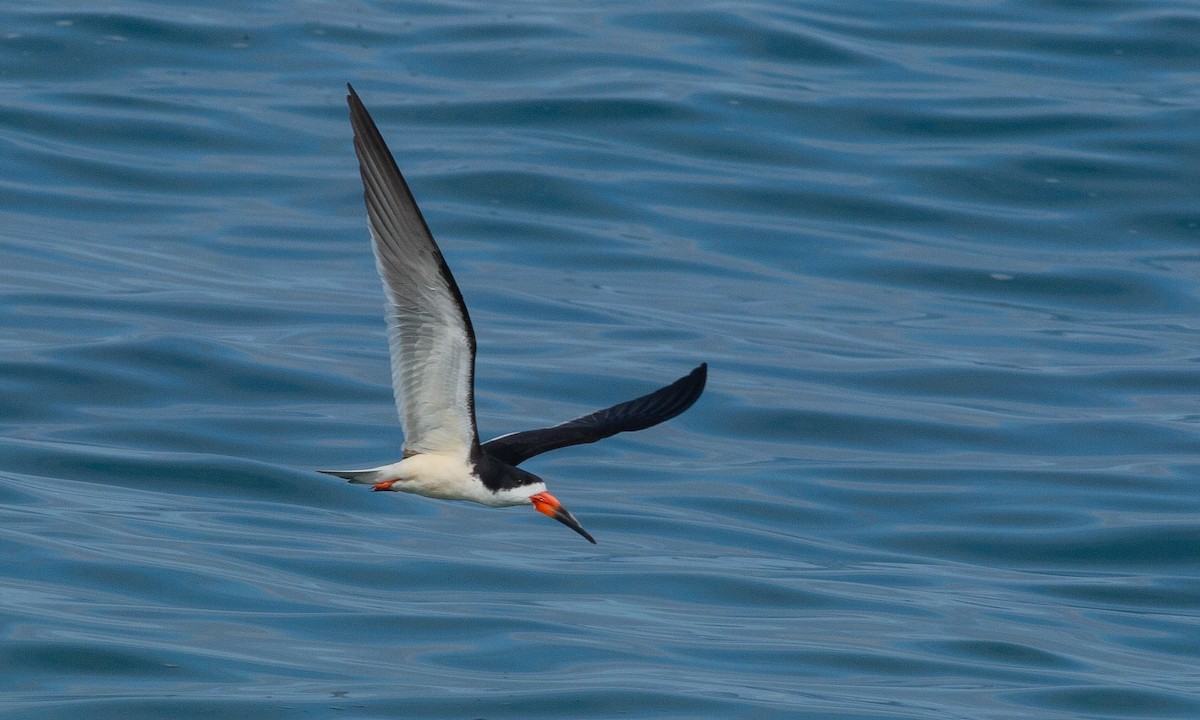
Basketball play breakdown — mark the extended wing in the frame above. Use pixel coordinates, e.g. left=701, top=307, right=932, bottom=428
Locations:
left=482, top=363, right=706, bottom=466
left=348, top=85, right=479, bottom=459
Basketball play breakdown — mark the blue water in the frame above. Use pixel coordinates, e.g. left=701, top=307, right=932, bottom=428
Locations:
left=2, top=1, right=1199, bottom=718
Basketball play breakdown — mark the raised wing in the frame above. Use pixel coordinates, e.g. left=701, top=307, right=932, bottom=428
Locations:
left=482, top=363, right=706, bottom=466
left=348, top=85, right=479, bottom=458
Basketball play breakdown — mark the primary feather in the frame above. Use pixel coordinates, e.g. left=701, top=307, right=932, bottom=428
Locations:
left=348, top=86, right=479, bottom=460
left=483, top=363, right=707, bottom=466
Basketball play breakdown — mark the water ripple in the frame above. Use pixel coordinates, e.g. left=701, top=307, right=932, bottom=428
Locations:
left=3, top=1, right=1200, bottom=718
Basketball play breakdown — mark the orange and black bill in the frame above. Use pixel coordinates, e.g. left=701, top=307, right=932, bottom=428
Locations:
left=530, top=492, right=596, bottom=544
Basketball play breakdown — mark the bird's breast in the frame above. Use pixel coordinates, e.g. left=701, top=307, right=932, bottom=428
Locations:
left=387, top=453, right=539, bottom=507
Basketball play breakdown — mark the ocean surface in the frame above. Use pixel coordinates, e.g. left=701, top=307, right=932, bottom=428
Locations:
left=2, top=1, right=1199, bottom=718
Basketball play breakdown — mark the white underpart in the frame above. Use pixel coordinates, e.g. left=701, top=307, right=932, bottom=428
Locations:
left=366, top=453, right=546, bottom=508
left=351, top=98, right=478, bottom=461
left=348, top=92, right=546, bottom=510
left=376, top=227, right=477, bottom=459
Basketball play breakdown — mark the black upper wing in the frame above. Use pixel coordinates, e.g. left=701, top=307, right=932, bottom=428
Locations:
left=481, top=363, right=707, bottom=466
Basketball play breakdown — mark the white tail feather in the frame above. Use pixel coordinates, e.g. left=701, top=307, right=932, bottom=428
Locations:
left=318, top=468, right=385, bottom=484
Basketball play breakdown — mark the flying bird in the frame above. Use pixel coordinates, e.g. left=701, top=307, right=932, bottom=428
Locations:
left=320, top=85, right=707, bottom=543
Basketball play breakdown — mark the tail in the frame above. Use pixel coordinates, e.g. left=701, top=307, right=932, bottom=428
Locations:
left=317, top=468, right=387, bottom=484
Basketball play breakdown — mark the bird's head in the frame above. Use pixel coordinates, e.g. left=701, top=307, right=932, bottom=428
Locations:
left=529, top=491, right=596, bottom=544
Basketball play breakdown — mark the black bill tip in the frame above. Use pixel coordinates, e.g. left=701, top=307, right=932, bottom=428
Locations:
left=531, top=491, right=597, bottom=544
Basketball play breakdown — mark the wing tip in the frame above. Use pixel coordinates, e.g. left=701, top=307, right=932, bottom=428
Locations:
left=675, top=361, right=708, bottom=409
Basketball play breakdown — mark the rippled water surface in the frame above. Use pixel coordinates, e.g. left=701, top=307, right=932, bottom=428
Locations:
left=3, top=1, right=1199, bottom=718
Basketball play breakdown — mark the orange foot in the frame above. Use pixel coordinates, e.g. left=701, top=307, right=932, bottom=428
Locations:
left=372, top=480, right=397, bottom=492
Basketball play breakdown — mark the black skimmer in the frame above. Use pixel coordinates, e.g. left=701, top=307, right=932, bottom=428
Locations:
left=320, top=85, right=707, bottom=544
